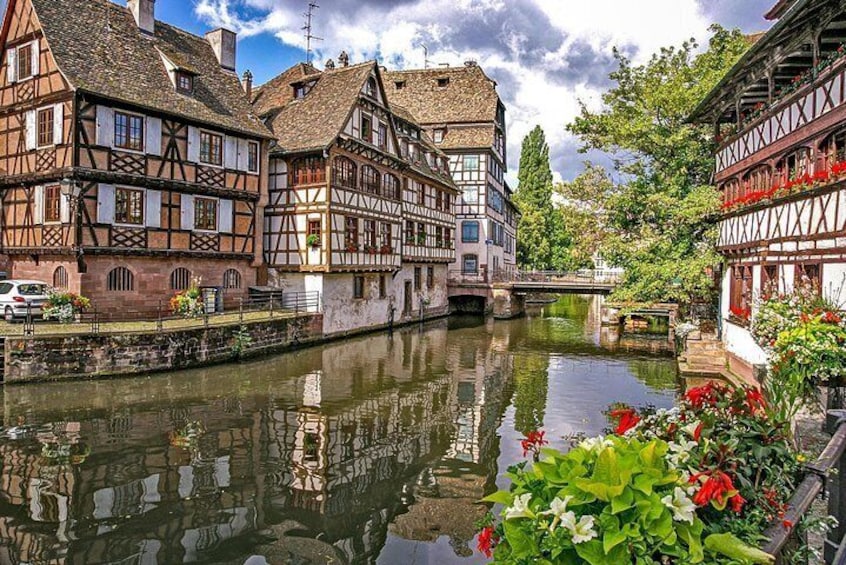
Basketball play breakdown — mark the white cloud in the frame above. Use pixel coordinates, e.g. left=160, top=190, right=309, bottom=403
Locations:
left=193, top=0, right=765, bottom=183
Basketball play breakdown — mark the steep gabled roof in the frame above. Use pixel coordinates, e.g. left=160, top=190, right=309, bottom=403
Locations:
left=259, top=61, right=375, bottom=154
left=391, top=102, right=457, bottom=191
left=24, top=0, right=270, bottom=138
left=251, top=62, right=319, bottom=114
left=437, top=125, right=496, bottom=150
left=384, top=65, right=501, bottom=125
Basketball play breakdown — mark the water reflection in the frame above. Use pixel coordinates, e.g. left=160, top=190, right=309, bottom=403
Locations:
left=0, top=295, right=676, bottom=564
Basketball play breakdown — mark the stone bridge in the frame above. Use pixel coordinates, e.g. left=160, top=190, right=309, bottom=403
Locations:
left=447, top=270, right=623, bottom=318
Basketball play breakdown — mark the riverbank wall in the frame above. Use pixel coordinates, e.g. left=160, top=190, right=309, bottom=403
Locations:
left=4, top=314, right=324, bottom=384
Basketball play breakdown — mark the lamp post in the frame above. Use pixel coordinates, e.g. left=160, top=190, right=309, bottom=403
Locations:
left=59, top=177, right=83, bottom=263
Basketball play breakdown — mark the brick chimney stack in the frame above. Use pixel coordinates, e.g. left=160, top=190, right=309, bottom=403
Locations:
left=242, top=70, right=253, bottom=99
left=206, top=28, right=237, bottom=71
left=127, top=0, right=155, bottom=34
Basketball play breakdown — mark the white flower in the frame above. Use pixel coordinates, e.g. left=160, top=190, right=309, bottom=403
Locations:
left=667, top=439, right=698, bottom=467
left=504, top=493, right=534, bottom=520
left=661, top=487, right=697, bottom=524
left=579, top=436, right=612, bottom=452
left=540, top=496, right=575, bottom=531
left=561, top=513, right=598, bottom=544
left=682, top=421, right=702, bottom=438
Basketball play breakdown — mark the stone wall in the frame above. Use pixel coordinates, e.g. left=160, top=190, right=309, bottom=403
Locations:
left=4, top=313, right=323, bottom=383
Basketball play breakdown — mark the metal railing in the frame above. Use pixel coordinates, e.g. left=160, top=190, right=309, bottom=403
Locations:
left=8, top=291, right=321, bottom=336
left=447, top=269, right=624, bottom=285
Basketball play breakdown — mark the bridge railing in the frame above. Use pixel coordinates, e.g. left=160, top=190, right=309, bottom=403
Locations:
left=448, top=269, right=624, bottom=286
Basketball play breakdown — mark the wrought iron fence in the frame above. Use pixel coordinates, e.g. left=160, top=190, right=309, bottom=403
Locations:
left=447, top=269, right=624, bottom=285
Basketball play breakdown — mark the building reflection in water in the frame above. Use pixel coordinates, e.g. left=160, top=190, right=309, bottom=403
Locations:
left=0, top=318, right=514, bottom=564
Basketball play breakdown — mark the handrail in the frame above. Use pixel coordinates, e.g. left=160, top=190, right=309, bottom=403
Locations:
left=448, top=270, right=624, bottom=285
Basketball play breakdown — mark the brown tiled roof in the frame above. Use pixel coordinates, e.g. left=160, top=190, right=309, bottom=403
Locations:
left=29, top=0, right=270, bottom=138
left=437, top=124, right=495, bottom=150
left=384, top=65, right=500, bottom=125
left=260, top=62, right=375, bottom=154
left=389, top=102, right=457, bottom=191
left=251, top=62, right=319, bottom=114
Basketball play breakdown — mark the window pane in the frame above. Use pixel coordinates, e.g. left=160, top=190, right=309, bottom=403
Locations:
left=115, top=188, right=144, bottom=225
left=37, top=107, right=54, bottom=147
left=194, top=198, right=217, bottom=230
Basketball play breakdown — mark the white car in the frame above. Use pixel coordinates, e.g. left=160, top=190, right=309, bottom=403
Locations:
left=0, top=280, right=51, bottom=322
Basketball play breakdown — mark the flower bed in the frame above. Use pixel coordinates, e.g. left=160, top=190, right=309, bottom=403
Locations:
left=170, top=279, right=205, bottom=318
left=478, top=382, right=807, bottom=564
left=42, top=291, right=91, bottom=323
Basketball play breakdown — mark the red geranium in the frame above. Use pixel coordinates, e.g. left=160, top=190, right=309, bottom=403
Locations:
left=610, top=408, right=641, bottom=435
left=521, top=430, right=548, bottom=458
left=690, top=469, right=738, bottom=509
left=477, top=526, right=498, bottom=558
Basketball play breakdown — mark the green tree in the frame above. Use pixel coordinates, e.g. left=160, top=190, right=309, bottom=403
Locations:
left=566, top=26, right=750, bottom=305
left=513, top=126, right=575, bottom=270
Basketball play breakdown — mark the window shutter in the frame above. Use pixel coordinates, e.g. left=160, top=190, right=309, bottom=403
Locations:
left=224, top=136, right=237, bottom=169
left=95, top=106, right=114, bottom=147
left=97, top=184, right=115, bottom=224
left=146, top=117, right=162, bottom=156
left=180, top=194, right=195, bottom=230
left=25, top=110, right=36, bottom=150
left=218, top=199, right=233, bottom=233
left=33, top=186, right=44, bottom=225
left=6, top=48, right=16, bottom=83
left=30, top=40, right=39, bottom=76
left=59, top=192, right=70, bottom=223
left=187, top=126, right=200, bottom=162
left=236, top=139, right=247, bottom=171
left=145, top=190, right=162, bottom=228
left=53, top=103, right=63, bottom=145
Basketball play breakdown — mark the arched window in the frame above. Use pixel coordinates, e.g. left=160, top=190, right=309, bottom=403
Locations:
left=170, top=268, right=191, bottom=290
left=360, top=165, right=380, bottom=195
left=107, top=267, right=134, bottom=292
left=223, top=269, right=242, bottom=289
left=53, top=266, right=68, bottom=289
left=292, top=157, right=326, bottom=185
left=775, top=147, right=810, bottom=185
left=332, top=156, right=357, bottom=189
left=383, top=174, right=400, bottom=200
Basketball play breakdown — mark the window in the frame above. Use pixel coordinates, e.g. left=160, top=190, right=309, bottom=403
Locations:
left=762, top=264, right=779, bottom=295
left=394, top=80, right=406, bottom=89
left=223, top=269, right=242, bottom=289
left=293, top=157, right=326, bottom=185
left=16, top=42, right=33, bottom=80
left=176, top=72, right=194, bottom=94
left=379, top=275, right=386, bottom=299
left=247, top=142, right=259, bottom=173
left=353, top=275, right=365, bottom=299
left=427, top=266, right=434, bottom=290
left=462, top=186, right=479, bottom=204
left=308, top=219, right=321, bottom=246
left=170, top=268, right=191, bottom=290
left=361, top=115, right=372, bottom=143
left=729, top=265, right=753, bottom=315
left=462, top=254, right=478, bottom=274
left=107, top=267, right=134, bottom=292
left=115, top=187, right=145, bottom=225
left=795, top=262, right=822, bottom=292
left=433, top=129, right=445, bottom=143
left=435, top=226, right=443, bottom=247
left=414, top=267, right=421, bottom=291
left=463, top=154, right=479, bottom=170
left=435, top=190, right=443, bottom=210
left=44, top=185, right=61, bottom=223
left=114, top=112, right=144, bottom=151
left=53, top=266, right=68, bottom=289
left=443, top=192, right=451, bottom=212
left=361, top=165, right=380, bottom=194
left=462, top=221, right=479, bottom=242
left=444, top=228, right=452, bottom=248
left=417, top=223, right=426, bottom=246
left=488, top=187, right=504, bottom=213
left=377, top=124, right=387, bottom=149
left=364, top=219, right=377, bottom=249
left=437, top=77, right=449, bottom=87
left=365, top=77, right=377, bottom=97
left=345, top=216, right=359, bottom=248
left=200, top=131, right=223, bottom=166
left=418, top=183, right=426, bottom=205
left=37, top=106, right=54, bottom=148
left=194, top=197, right=217, bottom=231
left=333, top=156, right=357, bottom=188
left=405, top=220, right=415, bottom=245
left=383, top=174, right=400, bottom=200
left=380, top=222, right=391, bottom=250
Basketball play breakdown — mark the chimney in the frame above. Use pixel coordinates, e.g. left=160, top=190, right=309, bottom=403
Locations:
left=206, top=28, right=237, bottom=71
left=464, top=59, right=478, bottom=67
left=127, top=0, right=155, bottom=34
left=338, top=51, right=349, bottom=67
left=325, top=59, right=335, bottom=70
left=242, top=70, right=253, bottom=99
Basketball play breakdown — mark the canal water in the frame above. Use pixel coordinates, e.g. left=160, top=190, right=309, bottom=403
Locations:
left=0, top=295, right=677, bottom=564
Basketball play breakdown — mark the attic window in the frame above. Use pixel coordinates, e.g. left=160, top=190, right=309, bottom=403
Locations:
left=433, top=128, right=445, bottom=143
left=437, top=77, right=449, bottom=87
left=365, top=77, right=377, bottom=97
left=394, top=80, right=406, bottom=90
left=176, top=71, right=194, bottom=94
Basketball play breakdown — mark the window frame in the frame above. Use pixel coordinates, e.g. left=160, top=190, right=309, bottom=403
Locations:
left=361, top=115, right=373, bottom=143
left=462, top=221, right=480, bottom=243
left=427, top=266, right=434, bottom=290
left=176, top=71, right=194, bottom=95
left=194, top=196, right=218, bottom=232
left=462, top=254, right=479, bottom=274
left=114, top=186, right=146, bottom=226
left=36, top=106, right=54, bottom=149
left=433, top=129, right=445, bottom=143
left=114, top=111, right=145, bottom=152
left=43, top=184, right=62, bottom=224
left=345, top=216, right=359, bottom=249
left=199, top=130, right=224, bottom=167
left=247, top=141, right=260, bottom=173
left=16, top=42, right=34, bottom=82
left=353, top=275, right=365, bottom=299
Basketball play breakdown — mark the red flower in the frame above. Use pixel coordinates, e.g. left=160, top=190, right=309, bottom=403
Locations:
left=693, top=422, right=703, bottom=442
left=730, top=493, right=746, bottom=513
left=745, top=388, right=766, bottom=414
left=822, top=311, right=843, bottom=324
left=691, top=470, right=736, bottom=508
left=477, top=526, right=497, bottom=558
left=684, top=382, right=727, bottom=409
left=782, top=519, right=793, bottom=530
left=520, top=430, right=548, bottom=457
left=610, top=408, right=641, bottom=435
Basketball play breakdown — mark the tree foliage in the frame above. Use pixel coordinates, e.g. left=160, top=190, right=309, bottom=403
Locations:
left=565, top=26, right=750, bottom=305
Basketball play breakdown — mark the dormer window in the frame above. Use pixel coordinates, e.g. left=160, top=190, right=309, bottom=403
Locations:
left=437, top=77, right=449, bottom=87
left=365, top=77, right=377, bottom=97
left=395, top=80, right=406, bottom=89
left=433, top=128, right=445, bottom=143
left=176, top=71, right=194, bottom=94
left=293, top=80, right=317, bottom=99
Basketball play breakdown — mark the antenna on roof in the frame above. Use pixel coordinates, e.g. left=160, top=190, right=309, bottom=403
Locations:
left=302, top=2, right=323, bottom=65
left=416, top=43, right=434, bottom=69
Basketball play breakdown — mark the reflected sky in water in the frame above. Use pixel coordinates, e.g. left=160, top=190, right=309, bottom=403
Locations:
left=0, top=295, right=676, bottom=564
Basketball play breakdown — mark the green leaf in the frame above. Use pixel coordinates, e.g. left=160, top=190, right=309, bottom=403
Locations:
left=574, top=447, right=629, bottom=501
left=481, top=491, right=513, bottom=506
left=611, top=487, right=634, bottom=514
left=676, top=520, right=704, bottom=563
left=575, top=539, right=628, bottom=565
left=704, top=533, right=775, bottom=564
left=603, top=529, right=627, bottom=555
left=503, top=520, right=538, bottom=559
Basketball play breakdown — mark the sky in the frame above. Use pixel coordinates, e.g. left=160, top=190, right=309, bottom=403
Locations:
left=2, top=0, right=775, bottom=184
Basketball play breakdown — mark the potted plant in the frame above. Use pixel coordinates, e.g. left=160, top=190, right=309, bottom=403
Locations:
left=42, top=290, right=91, bottom=323
left=306, top=234, right=320, bottom=248
left=346, top=241, right=360, bottom=253
left=380, top=244, right=392, bottom=254
left=364, top=244, right=377, bottom=254
left=416, top=233, right=426, bottom=245
left=170, top=278, right=205, bottom=318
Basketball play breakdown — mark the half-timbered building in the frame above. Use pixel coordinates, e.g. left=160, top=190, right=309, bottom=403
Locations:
left=385, top=62, right=518, bottom=281
left=254, top=57, right=457, bottom=336
left=0, top=0, right=271, bottom=316
left=691, top=0, right=846, bottom=379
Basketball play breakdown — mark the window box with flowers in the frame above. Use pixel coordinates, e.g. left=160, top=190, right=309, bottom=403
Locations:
left=379, top=244, right=392, bottom=255
left=170, top=278, right=204, bottom=318
left=42, top=291, right=91, bottom=324
left=306, top=234, right=320, bottom=248
left=364, top=244, right=377, bottom=254
left=728, top=305, right=751, bottom=326
left=345, top=242, right=360, bottom=253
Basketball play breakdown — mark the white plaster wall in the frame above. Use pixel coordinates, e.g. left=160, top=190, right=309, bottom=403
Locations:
left=724, top=321, right=768, bottom=367
left=823, top=263, right=846, bottom=308
left=720, top=269, right=732, bottom=320
left=322, top=273, right=393, bottom=336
